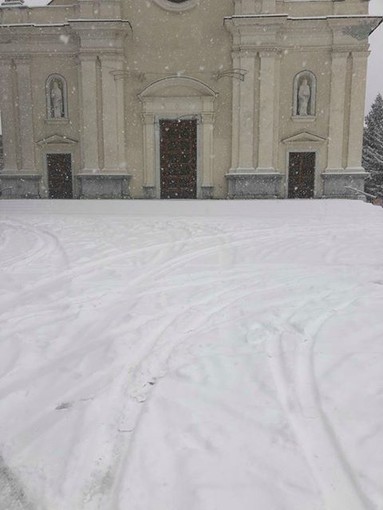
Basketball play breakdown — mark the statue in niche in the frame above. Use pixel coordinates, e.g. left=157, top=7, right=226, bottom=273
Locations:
left=50, top=80, right=64, bottom=118
left=298, top=78, right=311, bottom=116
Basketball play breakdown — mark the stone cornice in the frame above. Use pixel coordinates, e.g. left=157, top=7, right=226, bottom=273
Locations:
left=0, top=19, right=132, bottom=31
left=225, top=13, right=381, bottom=50
left=67, top=19, right=132, bottom=30
left=224, top=14, right=288, bottom=34
left=327, top=15, right=382, bottom=41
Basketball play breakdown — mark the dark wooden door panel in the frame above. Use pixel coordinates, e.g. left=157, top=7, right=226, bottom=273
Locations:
left=47, top=153, right=73, bottom=199
left=288, top=152, right=315, bottom=199
left=160, top=119, right=197, bottom=199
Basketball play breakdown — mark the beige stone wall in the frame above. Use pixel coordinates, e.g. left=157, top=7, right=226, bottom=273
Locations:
left=122, top=0, right=233, bottom=198
left=0, top=0, right=380, bottom=199
left=278, top=0, right=369, bottom=17
left=30, top=55, right=80, bottom=197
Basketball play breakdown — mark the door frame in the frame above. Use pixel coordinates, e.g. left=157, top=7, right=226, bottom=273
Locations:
left=155, top=115, right=201, bottom=199
left=138, top=76, right=217, bottom=199
left=286, top=149, right=318, bottom=199
left=45, top=151, right=74, bottom=199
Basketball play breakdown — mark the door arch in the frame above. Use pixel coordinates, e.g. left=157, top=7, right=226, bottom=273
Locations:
left=138, top=76, right=217, bottom=199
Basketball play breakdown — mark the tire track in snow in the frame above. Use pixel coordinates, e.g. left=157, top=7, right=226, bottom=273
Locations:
left=0, top=220, right=69, bottom=270
left=3, top=211, right=378, bottom=509
left=104, top=276, right=300, bottom=510
left=86, top=281, right=264, bottom=508
left=266, top=291, right=371, bottom=510
left=0, top=226, right=256, bottom=312
left=0, top=224, right=261, bottom=509
left=0, top=455, right=37, bottom=510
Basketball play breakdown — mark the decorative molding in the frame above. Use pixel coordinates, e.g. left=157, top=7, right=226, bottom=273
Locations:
left=152, top=0, right=198, bottom=12
left=138, top=75, right=216, bottom=199
left=293, top=70, right=317, bottom=117
left=342, top=21, right=380, bottom=41
left=139, top=75, right=217, bottom=100
left=36, top=134, right=78, bottom=146
left=291, top=115, right=316, bottom=123
left=214, top=68, right=248, bottom=81
left=46, top=74, right=68, bottom=120
left=282, top=131, right=326, bottom=145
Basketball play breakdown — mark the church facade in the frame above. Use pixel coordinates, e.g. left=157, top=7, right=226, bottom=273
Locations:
left=0, top=0, right=381, bottom=199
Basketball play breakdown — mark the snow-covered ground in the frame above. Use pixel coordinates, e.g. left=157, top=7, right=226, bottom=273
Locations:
left=0, top=199, right=382, bottom=510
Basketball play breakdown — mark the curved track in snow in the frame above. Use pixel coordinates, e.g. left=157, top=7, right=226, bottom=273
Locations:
left=0, top=200, right=382, bottom=510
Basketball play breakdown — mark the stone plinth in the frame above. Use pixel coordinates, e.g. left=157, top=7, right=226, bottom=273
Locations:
left=226, top=173, right=282, bottom=199
left=321, top=172, right=367, bottom=198
left=77, top=174, right=131, bottom=199
left=0, top=174, right=40, bottom=198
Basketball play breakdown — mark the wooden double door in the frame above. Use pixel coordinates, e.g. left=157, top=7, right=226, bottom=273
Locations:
left=160, top=119, right=197, bottom=199
left=47, top=153, right=73, bottom=199
left=288, top=152, right=316, bottom=199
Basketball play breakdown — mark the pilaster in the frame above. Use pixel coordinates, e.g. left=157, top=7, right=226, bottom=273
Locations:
left=200, top=112, right=215, bottom=197
left=256, top=50, right=278, bottom=172
left=99, top=56, right=125, bottom=173
left=15, top=57, right=35, bottom=172
left=346, top=51, right=369, bottom=172
left=78, top=54, right=99, bottom=172
left=224, top=14, right=287, bottom=179
left=142, top=113, right=156, bottom=197
left=230, top=51, right=241, bottom=172
left=326, top=51, right=349, bottom=173
left=112, top=69, right=127, bottom=173
left=235, top=52, right=256, bottom=172
left=0, top=60, right=18, bottom=172
left=11, top=60, right=22, bottom=171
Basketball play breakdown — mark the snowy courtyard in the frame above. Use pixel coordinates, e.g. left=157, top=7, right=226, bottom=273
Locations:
left=0, top=199, right=383, bottom=510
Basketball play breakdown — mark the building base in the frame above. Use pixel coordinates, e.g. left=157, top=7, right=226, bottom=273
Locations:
left=321, top=171, right=368, bottom=198
left=226, top=172, right=282, bottom=199
left=201, top=185, right=214, bottom=199
left=0, top=174, right=41, bottom=198
left=77, top=174, right=131, bottom=199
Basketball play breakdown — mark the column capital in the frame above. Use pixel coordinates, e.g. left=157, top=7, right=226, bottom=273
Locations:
left=258, top=48, right=281, bottom=58
left=77, top=53, right=98, bottom=63
left=233, top=48, right=258, bottom=58
left=350, top=51, right=370, bottom=60
left=110, top=70, right=126, bottom=81
left=201, top=112, right=215, bottom=125
left=141, top=113, right=156, bottom=125
left=97, top=54, right=125, bottom=64
left=331, top=50, right=350, bottom=59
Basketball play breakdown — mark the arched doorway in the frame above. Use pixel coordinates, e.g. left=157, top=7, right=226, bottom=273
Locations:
left=139, top=76, right=217, bottom=199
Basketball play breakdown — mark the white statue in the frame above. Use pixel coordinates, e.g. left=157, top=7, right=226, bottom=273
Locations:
left=298, top=78, right=311, bottom=116
left=50, top=80, right=63, bottom=118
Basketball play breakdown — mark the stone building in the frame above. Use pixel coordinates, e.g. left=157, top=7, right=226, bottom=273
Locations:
left=0, top=0, right=381, bottom=199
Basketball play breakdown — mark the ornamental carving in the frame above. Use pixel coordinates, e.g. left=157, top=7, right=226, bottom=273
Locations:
left=293, top=71, right=316, bottom=118
left=152, top=0, right=198, bottom=12
left=46, top=74, right=67, bottom=119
